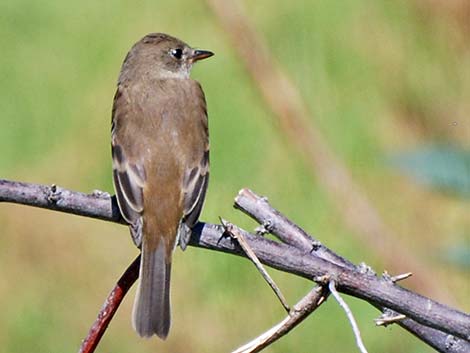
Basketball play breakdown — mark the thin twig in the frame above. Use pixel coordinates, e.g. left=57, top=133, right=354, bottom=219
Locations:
left=391, top=272, right=413, bottom=283
left=232, top=286, right=328, bottom=353
left=78, top=256, right=140, bottom=353
left=221, top=218, right=290, bottom=313
left=329, top=280, right=369, bottom=353
left=382, top=270, right=413, bottom=284
left=375, top=312, right=407, bottom=326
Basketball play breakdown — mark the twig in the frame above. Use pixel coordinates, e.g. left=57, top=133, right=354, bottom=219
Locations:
left=232, top=286, right=328, bottom=353
left=375, top=310, right=407, bottom=326
left=221, top=218, right=290, bottom=313
left=1, top=179, right=469, bottom=349
left=382, top=270, right=414, bottom=284
left=391, top=272, right=413, bottom=283
left=78, top=256, right=140, bottom=353
left=329, top=280, right=369, bottom=353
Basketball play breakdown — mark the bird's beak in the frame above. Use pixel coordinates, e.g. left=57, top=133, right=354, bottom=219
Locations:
left=190, top=49, right=214, bottom=63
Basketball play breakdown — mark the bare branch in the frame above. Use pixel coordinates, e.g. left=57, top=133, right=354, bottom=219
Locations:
left=1, top=179, right=469, bottom=350
left=204, top=0, right=456, bottom=306
left=234, top=186, right=470, bottom=352
left=0, top=179, right=124, bottom=224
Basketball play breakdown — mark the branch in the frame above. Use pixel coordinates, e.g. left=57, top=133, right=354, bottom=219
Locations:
left=235, top=187, right=470, bottom=351
left=1, top=179, right=469, bottom=351
left=0, top=180, right=124, bottom=224
left=204, top=0, right=456, bottom=305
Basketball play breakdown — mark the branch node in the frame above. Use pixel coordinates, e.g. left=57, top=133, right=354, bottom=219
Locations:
left=254, top=220, right=273, bottom=236
left=91, top=189, right=111, bottom=199
left=313, top=275, right=330, bottom=285
left=445, top=334, right=460, bottom=349
left=357, top=262, right=376, bottom=276
left=310, top=240, right=322, bottom=252
left=220, top=217, right=233, bottom=234
left=46, top=184, right=62, bottom=203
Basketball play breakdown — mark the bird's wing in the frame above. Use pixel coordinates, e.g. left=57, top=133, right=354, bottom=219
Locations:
left=111, top=87, right=146, bottom=247
left=182, top=150, right=209, bottom=226
left=179, top=81, right=210, bottom=249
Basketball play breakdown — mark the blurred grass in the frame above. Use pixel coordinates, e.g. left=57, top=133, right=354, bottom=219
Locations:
left=0, top=0, right=468, bottom=352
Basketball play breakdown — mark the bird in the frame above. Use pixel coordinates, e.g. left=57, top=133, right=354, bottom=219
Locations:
left=111, top=33, right=213, bottom=339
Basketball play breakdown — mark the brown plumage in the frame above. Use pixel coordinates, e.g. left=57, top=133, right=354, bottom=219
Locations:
left=111, top=33, right=213, bottom=339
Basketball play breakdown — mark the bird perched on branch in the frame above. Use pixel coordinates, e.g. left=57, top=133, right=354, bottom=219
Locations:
left=111, top=33, right=213, bottom=339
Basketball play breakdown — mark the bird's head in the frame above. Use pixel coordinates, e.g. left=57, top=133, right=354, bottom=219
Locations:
left=119, top=33, right=214, bottom=82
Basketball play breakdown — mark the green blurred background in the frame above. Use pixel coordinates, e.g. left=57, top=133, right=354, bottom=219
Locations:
left=0, top=0, right=469, bottom=352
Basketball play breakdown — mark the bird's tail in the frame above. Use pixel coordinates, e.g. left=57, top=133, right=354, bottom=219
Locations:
left=132, top=240, right=171, bottom=339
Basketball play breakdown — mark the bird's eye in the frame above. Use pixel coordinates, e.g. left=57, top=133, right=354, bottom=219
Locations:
left=170, top=48, right=183, bottom=59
